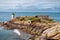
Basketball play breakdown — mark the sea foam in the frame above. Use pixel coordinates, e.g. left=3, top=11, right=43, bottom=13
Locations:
left=13, top=29, right=21, bottom=35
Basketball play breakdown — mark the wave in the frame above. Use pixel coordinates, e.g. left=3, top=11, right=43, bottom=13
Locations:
left=13, top=29, right=21, bottom=35
left=0, top=27, right=5, bottom=30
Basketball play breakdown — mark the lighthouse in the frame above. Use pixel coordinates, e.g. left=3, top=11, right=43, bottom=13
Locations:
left=11, top=13, right=15, bottom=19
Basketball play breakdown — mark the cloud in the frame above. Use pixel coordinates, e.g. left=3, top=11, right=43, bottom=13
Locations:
left=0, top=0, right=60, bottom=12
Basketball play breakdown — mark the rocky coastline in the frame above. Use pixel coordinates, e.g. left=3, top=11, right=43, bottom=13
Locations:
left=0, top=15, right=60, bottom=40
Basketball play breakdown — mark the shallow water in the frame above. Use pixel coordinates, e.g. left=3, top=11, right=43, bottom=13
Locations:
left=0, top=27, right=23, bottom=40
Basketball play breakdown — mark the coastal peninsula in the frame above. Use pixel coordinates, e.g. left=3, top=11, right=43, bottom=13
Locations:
left=0, top=13, right=60, bottom=40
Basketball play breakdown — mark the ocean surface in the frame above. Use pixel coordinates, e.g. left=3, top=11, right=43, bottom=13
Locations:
left=0, top=12, right=60, bottom=40
left=0, top=12, right=60, bottom=22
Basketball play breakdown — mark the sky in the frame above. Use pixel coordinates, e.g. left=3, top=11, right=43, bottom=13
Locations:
left=0, top=0, right=60, bottom=12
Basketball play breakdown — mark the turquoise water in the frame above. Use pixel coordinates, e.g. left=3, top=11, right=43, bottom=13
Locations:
left=0, top=12, right=60, bottom=40
left=0, top=12, right=60, bottom=22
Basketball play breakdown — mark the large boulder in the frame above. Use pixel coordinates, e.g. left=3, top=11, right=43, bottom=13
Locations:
left=43, top=23, right=60, bottom=39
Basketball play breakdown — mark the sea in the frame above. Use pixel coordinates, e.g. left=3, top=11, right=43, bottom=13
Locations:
left=0, top=12, right=60, bottom=40
left=0, top=12, right=60, bottom=22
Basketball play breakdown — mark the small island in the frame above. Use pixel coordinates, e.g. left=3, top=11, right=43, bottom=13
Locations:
left=0, top=13, right=60, bottom=40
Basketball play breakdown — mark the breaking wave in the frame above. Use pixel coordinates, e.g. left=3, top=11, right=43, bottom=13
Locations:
left=13, top=29, right=21, bottom=35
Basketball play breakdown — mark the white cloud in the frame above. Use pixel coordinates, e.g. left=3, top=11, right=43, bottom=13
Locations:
left=0, top=0, right=60, bottom=12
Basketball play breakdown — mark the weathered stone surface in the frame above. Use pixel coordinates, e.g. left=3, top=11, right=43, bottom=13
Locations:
left=43, top=24, right=60, bottom=39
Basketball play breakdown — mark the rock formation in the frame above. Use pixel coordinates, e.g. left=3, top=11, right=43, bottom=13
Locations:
left=0, top=15, right=60, bottom=40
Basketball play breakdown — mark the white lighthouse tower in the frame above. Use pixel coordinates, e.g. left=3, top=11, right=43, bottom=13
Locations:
left=11, top=13, right=15, bottom=19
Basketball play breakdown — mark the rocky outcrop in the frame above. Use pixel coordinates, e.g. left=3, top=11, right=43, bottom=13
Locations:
left=43, top=22, right=60, bottom=39
left=0, top=15, right=60, bottom=40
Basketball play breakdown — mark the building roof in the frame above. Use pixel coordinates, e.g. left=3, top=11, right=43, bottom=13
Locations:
left=12, top=12, right=15, bottom=15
